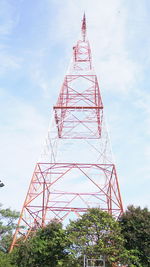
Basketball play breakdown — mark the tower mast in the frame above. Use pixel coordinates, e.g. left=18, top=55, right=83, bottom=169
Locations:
left=10, top=14, right=123, bottom=252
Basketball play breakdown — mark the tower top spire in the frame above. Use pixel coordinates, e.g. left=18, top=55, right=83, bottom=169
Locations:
left=81, top=13, right=86, bottom=41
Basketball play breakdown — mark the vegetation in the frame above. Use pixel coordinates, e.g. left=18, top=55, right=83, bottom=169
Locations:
left=119, top=205, right=150, bottom=267
left=0, top=251, right=16, bottom=267
left=11, top=208, right=141, bottom=266
left=66, top=208, right=140, bottom=266
left=0, top=205, right=149, bottom=266
left=11, top=220, right=72, bottom=267
left=0, top=205, right=19, bottom=253
left=0, top=205, right=19, bottom=267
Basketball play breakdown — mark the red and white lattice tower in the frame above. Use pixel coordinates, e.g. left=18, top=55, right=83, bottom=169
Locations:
left=10, top=14, right=123, bottom=251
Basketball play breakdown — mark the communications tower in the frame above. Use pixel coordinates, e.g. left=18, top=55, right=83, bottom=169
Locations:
left=10, top=14, right=123, bottom=251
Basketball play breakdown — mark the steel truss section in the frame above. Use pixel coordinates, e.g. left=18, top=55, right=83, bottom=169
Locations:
left=73, top=40, right=92, bottom=70
left=54, top=75, right=103, bottom=139
left=10, top=162, right=123, bottom=250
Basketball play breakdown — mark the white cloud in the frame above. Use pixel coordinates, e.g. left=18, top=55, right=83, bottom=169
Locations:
left=0, top=0, right=22, bottom=74
left=0, top=19, right=14, bottom=36
left=98, top=55, right=141, bottom=93
left=30, top=64, right=50, bottom=96
left=0, top=89, right=48, bottom=209
left=0, top=0, right=20, bottom=36
left=0, top=53, right=21, bottom=75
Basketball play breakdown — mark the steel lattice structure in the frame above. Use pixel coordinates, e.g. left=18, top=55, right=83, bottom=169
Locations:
left=10, top=14, right=123, bottom=251
left=54, top=74, right=103, bottom=139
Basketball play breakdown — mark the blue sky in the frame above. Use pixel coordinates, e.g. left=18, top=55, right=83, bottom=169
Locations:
left=0, top=0, right=150, bottom=211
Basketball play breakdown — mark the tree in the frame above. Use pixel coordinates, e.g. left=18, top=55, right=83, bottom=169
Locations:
left=0, top=205, right=19, bottom=252
left=12, top=220, right=73, bottom=267
left=67, top=208, right=141, bottom=266
left=0, top=251, right=16, bottom=267
left=119, top=205, right=150, bottom=267
left=11, top=208, right=143, bottom=266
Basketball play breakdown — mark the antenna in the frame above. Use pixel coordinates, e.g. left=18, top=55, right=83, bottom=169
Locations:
left=82, top=13, right=86, bottom=41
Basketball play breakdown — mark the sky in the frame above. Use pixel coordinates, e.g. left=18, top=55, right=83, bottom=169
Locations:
left=0, top=0, right=150, bottom=212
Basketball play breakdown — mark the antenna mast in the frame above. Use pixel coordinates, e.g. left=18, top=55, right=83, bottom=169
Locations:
left=10, top=15, right=123, bottom=252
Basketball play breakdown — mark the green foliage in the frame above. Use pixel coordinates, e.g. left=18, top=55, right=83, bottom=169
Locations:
left=119, top=205, right=150, bottom=267
left=0, top=204, right=19, bottom=252
left=12, top=220, right=72, bottom=267
left=11, top=207, right=149, bottom=266
left=0, top=251, right=16, bottom=267
left=67, top=208, right=138, bottom=266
